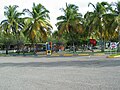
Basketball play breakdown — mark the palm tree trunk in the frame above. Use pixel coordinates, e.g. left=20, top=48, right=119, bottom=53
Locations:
left=117, top=43, right=120, bottom=52
left=17, top=43, right=20, bottom=54
left=33, top=43, right=36, bottom=55
left=72, top=42, right=75, bottom=53
left=117, top=30, right=120, bottom=52
left=69, top=31, right=75, bottom=53
left=16, top=34, right=21, bottom=54
left=100, top=29, right=105, bottom=52
left=70, top=36, right=75, bottom=53
left=5, top=44, right=9, bottom=54
left=22, top=45, right=25, bottom=56
left=101, top=40, right=105, bottom=52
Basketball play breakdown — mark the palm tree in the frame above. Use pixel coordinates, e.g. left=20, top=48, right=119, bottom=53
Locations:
left=113, top=1, right=120, bottom=51
left=23, top=3, right=52, bottom=53
left=0, top=5, right=24, bottom=54
left=56, top=3, right=83, bottom=52
left=87, top=2, right=112, bottom=52
left=23, top=3, right=52, bottom=43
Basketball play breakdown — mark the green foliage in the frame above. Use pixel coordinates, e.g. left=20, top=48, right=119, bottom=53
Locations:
left=56, top=3, right=83, bottom=46
left=0, top=1, right=120, bottom=53
left=23, top=3, right=52, bottom=43
left=2, top=5, right=24, bottom=34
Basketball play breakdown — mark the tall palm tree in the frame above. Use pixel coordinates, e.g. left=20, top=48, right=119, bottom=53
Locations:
left=87, top=2, right=112, bottom=52
left=113, top=1, right=120, bottom=51
left=23, top=3, right=52, bottom=44
left=56, top=3, right=83, bottom=52
left=0, top=5, right=24, bottom=54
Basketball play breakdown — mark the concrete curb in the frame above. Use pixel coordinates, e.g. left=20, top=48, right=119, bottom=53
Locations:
left=107, top=55, right=120, bottom=58
left=50, top=54, right=90, bottom=57
left=38, top=53, right=107, bottom=57
left=78, top=54, right=89, bottom=56
left=51, top=54, right=90, bottom=57
left=63, top=54, right=73, bottom=56
left=94, top=53, right=105, bottom=56
left=8, top=53, right=107, bottom=57
left=51, top=54, right=60, bottom=56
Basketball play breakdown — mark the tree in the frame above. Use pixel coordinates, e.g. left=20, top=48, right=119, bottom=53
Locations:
left=23, top=3, right=52, bottom=54
left=0, top=5, right=24, bottom=54
left=51, top=30, right=67, bottom=45
left=23, top=3, right=52, bottom=44
left=113, top=1, right=120, bottom=51
left=87, top=2, right=112, bottom=52
left=56, top=3, right=83, bottom=52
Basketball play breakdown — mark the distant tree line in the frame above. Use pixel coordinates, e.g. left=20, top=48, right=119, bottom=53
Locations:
left=0, top=1, right=119, bottom=54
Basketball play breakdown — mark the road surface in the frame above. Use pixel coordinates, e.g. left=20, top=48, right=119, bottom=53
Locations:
left=0, top=56, right=120, bottom=90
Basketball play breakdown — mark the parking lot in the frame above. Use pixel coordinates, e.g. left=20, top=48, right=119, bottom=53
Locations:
left=0, top=56, right=120, bottom=90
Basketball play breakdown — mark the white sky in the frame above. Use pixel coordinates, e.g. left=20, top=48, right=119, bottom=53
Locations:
left=0, top=0, right=118, bottom=31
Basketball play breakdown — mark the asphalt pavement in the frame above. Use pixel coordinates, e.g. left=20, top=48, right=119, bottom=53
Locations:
left=0, top=56, right=120, bottom=90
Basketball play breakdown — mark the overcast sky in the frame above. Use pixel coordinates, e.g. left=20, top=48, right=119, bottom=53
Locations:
left=0, top=0, right=118, bottom=30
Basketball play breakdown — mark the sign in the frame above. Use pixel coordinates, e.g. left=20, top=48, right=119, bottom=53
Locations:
left=110, top=42, right=119, bottom=49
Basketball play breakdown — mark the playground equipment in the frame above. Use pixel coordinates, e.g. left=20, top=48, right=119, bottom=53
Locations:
left=46, top=42, right=52, bottom=55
